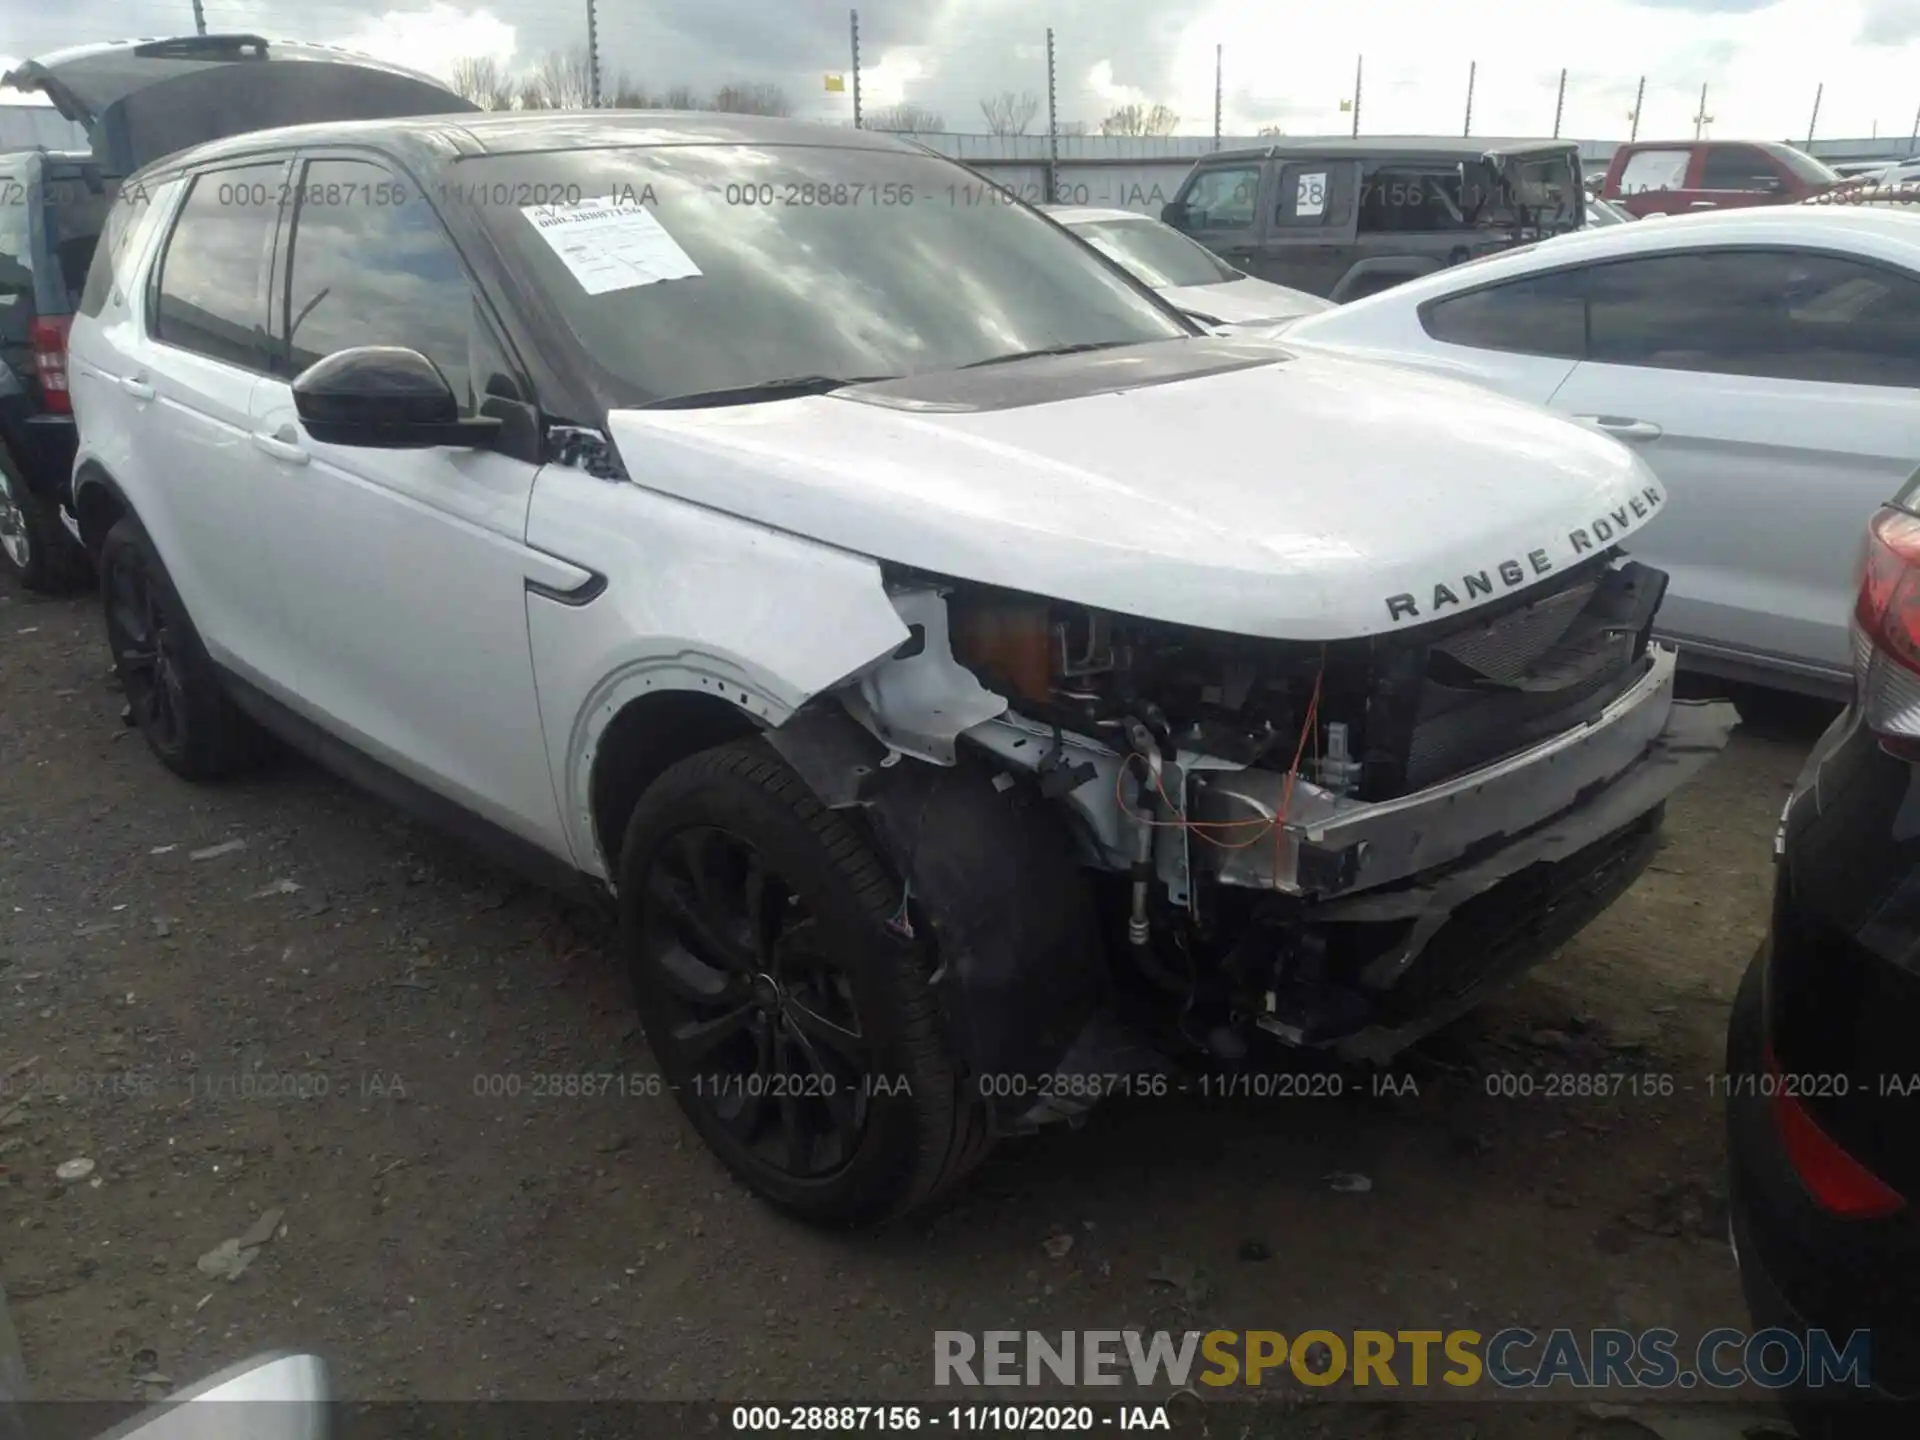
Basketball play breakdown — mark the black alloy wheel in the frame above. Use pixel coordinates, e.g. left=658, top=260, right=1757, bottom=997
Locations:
left=639, top=823, right=874, bottom=1179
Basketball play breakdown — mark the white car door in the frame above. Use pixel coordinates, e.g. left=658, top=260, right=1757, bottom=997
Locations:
left=117, top=160, right=298, bottom=692
left=245, top=153, right=583, bottom=857
left=1546, top=246, right=1920, bottom=684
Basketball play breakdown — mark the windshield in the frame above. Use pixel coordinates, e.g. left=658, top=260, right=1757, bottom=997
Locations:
left=1065, top=216, right=1240, bottom=288
left=470, top=144, right=1191, bottom=407
left=1770, top=145, right=1840, bottom=185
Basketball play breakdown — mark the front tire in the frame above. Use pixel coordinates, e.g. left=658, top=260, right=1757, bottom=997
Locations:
left=618, top=740, right=992, bottom=1225
left=99, top=515, right=267, bottom=781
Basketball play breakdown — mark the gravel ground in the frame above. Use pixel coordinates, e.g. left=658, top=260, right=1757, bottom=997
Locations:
left=0, top=575, right=1839, bottom=1438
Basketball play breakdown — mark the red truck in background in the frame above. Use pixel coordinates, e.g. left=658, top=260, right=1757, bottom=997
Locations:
left=1601, top=139, right=1842, bottom=217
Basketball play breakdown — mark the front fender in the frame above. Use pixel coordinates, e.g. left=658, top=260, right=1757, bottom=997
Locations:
left=525, top=463, right=914, bottom=878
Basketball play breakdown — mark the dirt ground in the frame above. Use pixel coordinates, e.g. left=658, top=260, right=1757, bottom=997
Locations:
left=0, top=575, right=1839, bottom=1437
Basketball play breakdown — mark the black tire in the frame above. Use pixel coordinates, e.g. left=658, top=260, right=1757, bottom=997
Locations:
left=618, top=739, right=992, bottom=1225
left=98, top=514, right=268, bottom=781
left=0, top=444, right=88, bottom=593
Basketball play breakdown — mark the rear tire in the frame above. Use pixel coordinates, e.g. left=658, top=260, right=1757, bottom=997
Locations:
left=618, top=739, right=992, bottom=1225
left=99, top=515, right=268, bottom=781
left=0, top=445, right=87, bottom=593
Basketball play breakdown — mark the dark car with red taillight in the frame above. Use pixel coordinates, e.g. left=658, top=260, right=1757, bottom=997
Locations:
left=1726, top=490, right=1920, bottom=1437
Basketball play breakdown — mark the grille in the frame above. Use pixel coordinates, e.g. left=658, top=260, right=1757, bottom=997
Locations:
left=1430, top=579, right=1597, bottom=684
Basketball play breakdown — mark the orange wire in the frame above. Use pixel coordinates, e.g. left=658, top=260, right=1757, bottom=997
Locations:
left=1102, top=647, right=1330, bottom=872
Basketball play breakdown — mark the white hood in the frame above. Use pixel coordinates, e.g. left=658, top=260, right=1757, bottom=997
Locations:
left=602, top=342, right=1669, bottom=642
left=1163, top=275, right=1333, bottom=326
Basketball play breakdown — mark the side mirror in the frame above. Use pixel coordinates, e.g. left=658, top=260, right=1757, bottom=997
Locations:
left=1160, top=200, right=1189, bottom=227
left=292, top=346, right=501, bottom=451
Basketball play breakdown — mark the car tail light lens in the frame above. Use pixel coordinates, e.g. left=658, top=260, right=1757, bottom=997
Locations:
left=1852, top=506, right=1920, bottom=756
left=31, top=316, right=72, bottom=415
left=1766, top=1045, right=1904, bottom=1218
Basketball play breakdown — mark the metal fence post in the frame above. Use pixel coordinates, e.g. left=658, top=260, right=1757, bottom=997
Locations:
left=191, top=0, right=206, bottom=34
left=1463, top=60, right=1476, bottom=137
left=1214, top=44, right=1222, bottom=148
left=1046, top=27, right=1058, bottom=203
left=849, top=10, right=863, bottom=128
left=1351, top=54, right=1362, bottom=137
left=586, top=0, right=601, bottom=107
left=1553, top=68, right=1566, bottom=139
left=1807, top=83, right=1823, bottom=148
left=1629, top=75, right=1644, bottom=142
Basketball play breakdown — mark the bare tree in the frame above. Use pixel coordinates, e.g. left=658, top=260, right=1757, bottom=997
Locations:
left=517, top=47, right=594, bottom=109
left=866, top=101, right=945, bottom=133
left=1099, top=102, right=1179, bottom=136
left=1257, top=123, right=1286, bottom=136
left=1056, top=119, right=1092, bottom=136
left=711, top=82, right=793, bottom=116
left=979, top=90, right=1040, bottom=135
left=662, top=84, right=705, bottom=110
left=449, top=55, right=514, bottom=111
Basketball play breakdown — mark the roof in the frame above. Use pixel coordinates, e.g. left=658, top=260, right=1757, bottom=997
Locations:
left=1469, top=203, right=1920, bottom=273
left=1043, top=205, right=1143, bottom=224
left=1202, top=135, right=1575, bottom=164
left=134, top=108, right=928, bottom=178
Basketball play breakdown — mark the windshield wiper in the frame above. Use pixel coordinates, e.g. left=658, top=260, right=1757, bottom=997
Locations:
left=959, top=340, right=1139, bottom=369
left=640, top=374, right=898, bottom=409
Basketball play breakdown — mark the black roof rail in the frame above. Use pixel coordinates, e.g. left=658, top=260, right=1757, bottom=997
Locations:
left=130, top=34, right=270, bottom=61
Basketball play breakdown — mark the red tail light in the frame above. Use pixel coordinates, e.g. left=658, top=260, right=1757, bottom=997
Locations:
left=1852, top=507, right=1920, bottom=757
left=30, top=316, right=72, bottom=415
left=1766, top=1044, right=1904, bottom=1219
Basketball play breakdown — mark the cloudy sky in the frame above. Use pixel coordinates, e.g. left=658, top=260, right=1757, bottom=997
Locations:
left=2, top=0, right=1918, bottom=141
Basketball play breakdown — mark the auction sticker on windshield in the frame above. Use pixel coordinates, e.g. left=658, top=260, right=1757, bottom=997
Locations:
left=521, top=199, right=702, bottom=294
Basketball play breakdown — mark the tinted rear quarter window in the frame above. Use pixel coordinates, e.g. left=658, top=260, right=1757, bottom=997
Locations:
left=79, top=183, right=152, bottom=319
left=152, top=163, right=283, bottom=370
left=1421, top=267, right=1586, bottom=357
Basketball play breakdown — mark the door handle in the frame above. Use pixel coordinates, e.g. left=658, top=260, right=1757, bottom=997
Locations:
left=1688, top=200, right=1717, bottom=210
left=120, top=376, right=154, bottom=401
left=251, top=429, right=309, bottom=466
left=1576, top=415, right=1663, bottom=442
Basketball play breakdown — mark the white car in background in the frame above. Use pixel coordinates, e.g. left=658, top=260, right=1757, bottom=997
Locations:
left=1044, top=205, right=1331, bottom=328
left=1280, top=207, right=1920, bottom=697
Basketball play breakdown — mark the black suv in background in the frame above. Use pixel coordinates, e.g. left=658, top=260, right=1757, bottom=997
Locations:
left=0, top=32, right=476, bottom=590
left=1161, top=136, right=1586, bottom=303
left=0, top=148, right=116, bottom=588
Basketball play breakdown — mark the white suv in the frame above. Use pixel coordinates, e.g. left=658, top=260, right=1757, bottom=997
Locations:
left=67, top=112, right=1735, bottom=1224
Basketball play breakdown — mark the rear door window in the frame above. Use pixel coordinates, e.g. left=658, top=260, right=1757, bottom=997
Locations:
left=1358, top=167, right=1468, bottom=234
left=1421, top=267, right=1587, bottom=357
left=151, top=162, right=284, bottom=371
left=1699, top=145, right=1781, bottom=193
left=1617, top=149, right=1691, bottom=195
left=1585, top=248, right=1920, bottom=387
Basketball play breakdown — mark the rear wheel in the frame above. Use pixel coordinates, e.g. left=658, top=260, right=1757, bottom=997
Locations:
left=618, top=740, right=991, bottom=1225
left=99, top=515, right=268, bottom=781
left=0, top=446, right=86, bottom=593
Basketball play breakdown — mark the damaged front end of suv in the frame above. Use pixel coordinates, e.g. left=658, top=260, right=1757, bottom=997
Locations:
left=766, top=540, right=1735, bottom=1127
